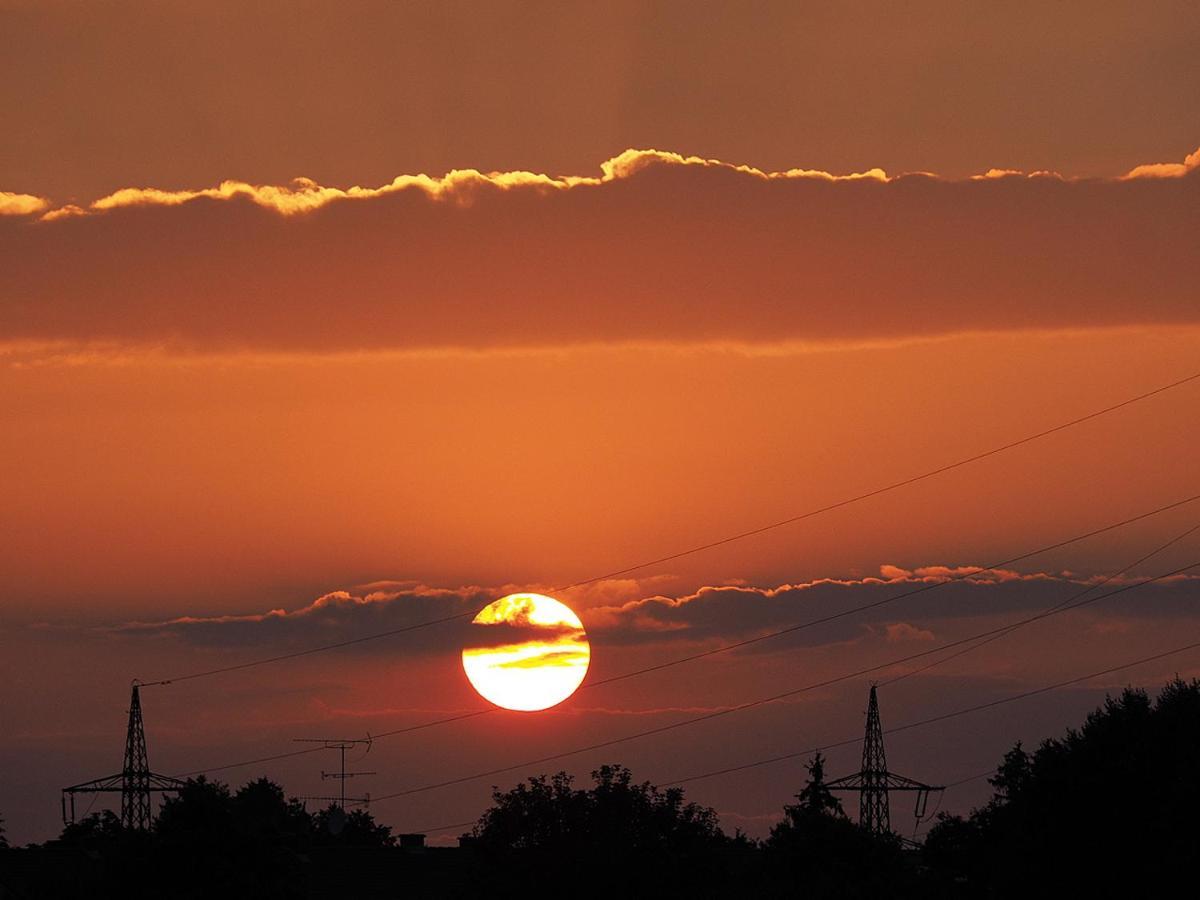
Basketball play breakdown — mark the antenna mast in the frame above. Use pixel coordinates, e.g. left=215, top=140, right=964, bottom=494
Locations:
left=293, top=736, right=374, bottom=809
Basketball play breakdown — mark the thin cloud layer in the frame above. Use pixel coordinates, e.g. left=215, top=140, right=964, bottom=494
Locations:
left=585, top=570, right=1199, bottom=650
left=14, top=145, right=1200, bottom=220
left=106, top=567, right=1200, bottom=658
left=43, top=149, right=892, bottom=218
left=2, top=146, right=1198, bottom=352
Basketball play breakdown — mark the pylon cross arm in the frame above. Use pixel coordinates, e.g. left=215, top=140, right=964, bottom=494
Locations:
left=62, top=774, right=124, bottom=793
left=882, top=772, right=944, bottom=791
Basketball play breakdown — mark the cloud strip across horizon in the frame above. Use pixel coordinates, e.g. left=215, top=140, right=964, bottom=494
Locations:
left=6, top=146, right=1200, bottom=220
left=1, top=146, right=1198, bottom=354
left=105, top=567, right=1200, bottom=659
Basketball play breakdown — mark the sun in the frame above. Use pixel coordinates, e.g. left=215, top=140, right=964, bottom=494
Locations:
left=462, top=593, right=590, bottom=712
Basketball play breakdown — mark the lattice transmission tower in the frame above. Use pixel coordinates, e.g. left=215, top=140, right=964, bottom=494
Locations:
left=62, top=682, right=185, bottom=830
left=826, top=685, right=943, bottom=835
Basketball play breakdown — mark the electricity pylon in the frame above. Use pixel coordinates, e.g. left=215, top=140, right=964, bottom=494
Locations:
left=62, top=682, right=186, bottom=829
left=826, top=685, right=943, bottom=834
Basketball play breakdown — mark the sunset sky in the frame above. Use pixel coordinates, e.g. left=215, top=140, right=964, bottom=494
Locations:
left=3, top=1, right=1199, bottom=846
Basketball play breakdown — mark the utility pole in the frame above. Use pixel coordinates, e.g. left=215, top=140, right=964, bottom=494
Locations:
left=62, top=682, right=186, bottom=829
left=826, top=685, right=943, bottom=835
left=293, top=736, right=374, bottom=809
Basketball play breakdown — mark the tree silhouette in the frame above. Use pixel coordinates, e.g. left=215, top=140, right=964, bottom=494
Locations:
left=764, top=753, right=913, bottom=898
left=58, top=810, right=124, bottom=847
left=466, top=764, right=742, bottom=894
left=0, top=812, right=7, bottom=849
left=792, top=751, right=844, bottom=816
left=232, top=777, right=312, bottom=845
left=152, top=776, right=322, bottom=898
left=4, top=682, right=1194, bottom=899
left=924, top=678, right=1200, bottom=895
left=311, top=805, right=394, bottom=847
left=156, top=776, right=234, bottom=843
left=988, top=741, right=1031, bottom=801
left=470, top=764, right=725, bottom=854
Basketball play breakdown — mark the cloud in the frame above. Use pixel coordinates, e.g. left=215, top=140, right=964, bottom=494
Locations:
left=2, top=146, right=1198, bottom=352
left=464, top=621, right=587, bottom=651
left=494, top=648, right=590, bottom=670
left=115, top=583, right=495, bottom=653
left=1122, top=147, right=1200, bottom=180
left=41, top=144, right=1200, bottom=221
left=585, top=566, right=1200, bottom=650
left=882, top=622, right=936, bottom=643
left=105, top=566, right=1200, bottom=660
left=0, top=191, right=48, bottom=216
left=66, top=149, right=890, bottom=218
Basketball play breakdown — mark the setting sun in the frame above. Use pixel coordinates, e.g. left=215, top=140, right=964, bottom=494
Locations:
left=462, top=593, right=590, bottom=712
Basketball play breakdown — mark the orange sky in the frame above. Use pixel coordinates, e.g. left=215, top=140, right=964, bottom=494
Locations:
left=2, top=2, right=1199, bottom=848
left=4, top=1, right=1200, bottom=199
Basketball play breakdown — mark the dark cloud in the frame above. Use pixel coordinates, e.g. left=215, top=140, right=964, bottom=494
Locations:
left=589, top=570, right=1200, bottom=650
left=105, top=568, right=1200, bottom=659
left=2, top=150, right=1198, bottom=353
left=465, top=620, right=587, bottom=651
left=113, top=584, right=493, bottom=656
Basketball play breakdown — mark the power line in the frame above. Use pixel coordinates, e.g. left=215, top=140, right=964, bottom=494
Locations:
left=138, top=368, right=1200, bottom=688
left=139, top=609, right=475, bottom=687
left=176, top=494, right=1200, bottom=776
left=580, top=494, right=1200, bottom=692
left=280, top=495, right=1200, bottom=746
left=174, top=746, right=326, bottom=779
left=659, top=638, right=1200, bottom=789
left=387, top=638, right=1200, bottom=836
left=553, top=369, right=1200, bottom=592
left=358, top=495, right=1200, bottom=738
left=879, top=520, right=1200, bottom=687
left=943, top=769, right=996, bottom=790
left=365, top=559, right=1199, bottom=805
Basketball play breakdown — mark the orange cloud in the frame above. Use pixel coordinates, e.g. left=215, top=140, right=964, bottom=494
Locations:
left=1122, top=147, right=1200, bottom=180
left=0, top=191, right=48, bottom=216
left=2, top=147, right=1197, bottom=353
left=33, top=143, right=1199, bottom=223
left=491, top=647, right=591, bottom=670
left=33, top=142, right=1199, bottom=224
left=70, top=149, right=890, bottom=219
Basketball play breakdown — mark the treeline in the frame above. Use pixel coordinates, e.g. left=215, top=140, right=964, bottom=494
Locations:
left=922, top=675, right=1200, bottom=894
left=1, top=678, right=1197, bottom=898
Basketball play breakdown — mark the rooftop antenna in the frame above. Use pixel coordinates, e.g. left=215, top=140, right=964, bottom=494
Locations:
left=826, top=685, right=944, bottom=835
left=293, top=735, right=374, bottom=810
left=61, top=682, right=186, bottom=830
